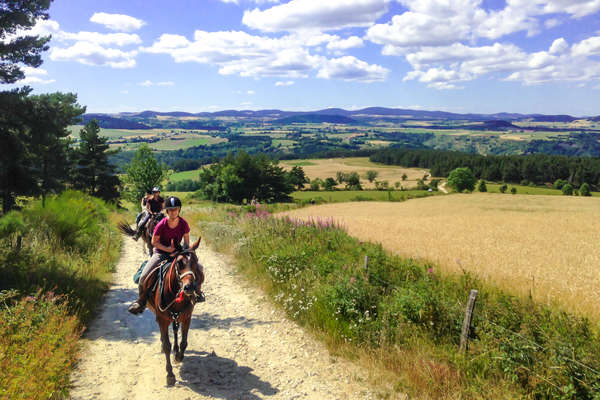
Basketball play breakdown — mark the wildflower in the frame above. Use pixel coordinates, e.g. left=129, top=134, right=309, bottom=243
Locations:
left=349, top=276, right=356, bottom=284
left=427, top=267, right=434, bottom=274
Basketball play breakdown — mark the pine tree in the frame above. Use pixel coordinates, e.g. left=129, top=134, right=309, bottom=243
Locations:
left=72, top=120, right=120, bottom=202
left=0, top=0, right=53, bottom=84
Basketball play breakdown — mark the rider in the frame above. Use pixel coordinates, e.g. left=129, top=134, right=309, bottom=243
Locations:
left=135, top=189, right=153, bottom=227
left=133, top=186, right=164, bottom=240
left=128, top=196, right=191, bottom=315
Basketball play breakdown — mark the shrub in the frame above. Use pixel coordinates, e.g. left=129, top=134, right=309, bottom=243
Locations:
left=499, top=183, right=508, bottom=193
left=365, top=170, right=378, bottom=183
left=510, top=186, right=517, bottom=194
left=477, top=179, right=487, bottom=192
left=580, top=182, right=591, bottom=196
left=310, top=178, right=323, bottom=191
left=562, top=184, right=574, bottom=195
left=323, top=177, right=337, bottom=191
left=554, top=179, right=569, bottom=190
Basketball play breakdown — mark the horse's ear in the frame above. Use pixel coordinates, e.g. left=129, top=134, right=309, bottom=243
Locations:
left=191, top=237, right=201, bottom=251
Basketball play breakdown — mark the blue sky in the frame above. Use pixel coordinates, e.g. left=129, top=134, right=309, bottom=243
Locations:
left=11, top=0, right=600, bottom=115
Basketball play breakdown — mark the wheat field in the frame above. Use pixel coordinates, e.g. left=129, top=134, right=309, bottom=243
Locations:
left=281, top=157, right=430, bottom=189
left=280, top=193, right=600, bottom=318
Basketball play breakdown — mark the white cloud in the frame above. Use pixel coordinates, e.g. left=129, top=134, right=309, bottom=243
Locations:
left=120, top=90, right=129, bottom=94
left=572, top=36, right=600, bottom=56
left=142, top=30, right=319, bottom=78
left=59, top=31, right=142, bottom=46
left=326, top=36, right=363, bottom=51
left=544, top=18, right=561, bottom=29
left=247, top=90, right=255, bottom=94
left=17, top=66, right=55, bottom=84
left=275, top=80, right=295, bottom=86
left=317, top=56, right=389, bottom=82
left=549, top=38, right=569, bottom=54
left=243, top=0, right=390, bottom=32
left=50, top=42, right=137, bottom=68
left=138, top=80, right=174, bottom=86
left=90, top=12, right=145, bottom=32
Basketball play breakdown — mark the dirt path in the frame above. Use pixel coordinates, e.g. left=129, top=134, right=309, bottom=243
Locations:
left=70, top=237, right=388, bottom=399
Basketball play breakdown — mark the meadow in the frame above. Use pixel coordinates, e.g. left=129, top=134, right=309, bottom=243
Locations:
left=280, top=193, right=600, bottom=319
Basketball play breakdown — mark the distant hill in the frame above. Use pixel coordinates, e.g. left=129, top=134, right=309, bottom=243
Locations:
left=272, top=114, right=359, bottom=124
left=97, top=107, right=589, bottom=123
left=81, top=114, right=151, bottom=129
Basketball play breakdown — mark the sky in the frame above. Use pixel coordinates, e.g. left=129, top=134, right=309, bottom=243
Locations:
left=9, top=0, right=600, bottom=115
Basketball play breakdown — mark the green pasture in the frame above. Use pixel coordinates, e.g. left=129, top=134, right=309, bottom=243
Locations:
left=486, top=183, right=600, bottom=196
left=169, top=169, right=202, bottom=182
left=280, top=160, right=317, bottom=167
left=292, top=189, right=437, bottom=202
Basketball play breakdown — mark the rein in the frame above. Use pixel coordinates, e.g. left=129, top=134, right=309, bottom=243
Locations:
left=157, top=254, right=196, bottom=314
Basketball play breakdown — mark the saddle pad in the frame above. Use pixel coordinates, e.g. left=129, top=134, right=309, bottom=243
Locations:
left=133, top=261, right=147, bottom=284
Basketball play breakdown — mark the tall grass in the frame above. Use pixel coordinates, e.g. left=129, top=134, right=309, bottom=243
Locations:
left=193, top=206, right=600, bottom=399
left=0, top=191, right=121, bottom=399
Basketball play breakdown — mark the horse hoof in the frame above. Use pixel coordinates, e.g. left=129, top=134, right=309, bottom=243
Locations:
left=166, top=374, right=176, bottom=386
left=175, top=352, right=184, bottom=362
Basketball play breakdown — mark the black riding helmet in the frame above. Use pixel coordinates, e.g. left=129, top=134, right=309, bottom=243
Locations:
left=165, top=196, right=182, bottom=210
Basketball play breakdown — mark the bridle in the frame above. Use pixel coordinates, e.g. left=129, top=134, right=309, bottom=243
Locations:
left=157, top=250, right=199, bottom=313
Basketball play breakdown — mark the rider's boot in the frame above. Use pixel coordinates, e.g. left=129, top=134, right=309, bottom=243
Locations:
left=128, top=284, right=148, bottom=314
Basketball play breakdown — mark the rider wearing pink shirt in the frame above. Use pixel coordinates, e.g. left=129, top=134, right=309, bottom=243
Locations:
left=128, top=196, right=190, bottom=315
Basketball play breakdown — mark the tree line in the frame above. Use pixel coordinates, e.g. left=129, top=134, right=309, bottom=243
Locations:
left=371, top=148, right=600, bottom=188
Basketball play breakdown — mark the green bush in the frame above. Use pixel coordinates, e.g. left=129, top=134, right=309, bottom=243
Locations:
left=477, top=179, right=487, bottom=192
left=562, top=183, right=574, bottom=195
left=499, top=183, right=508, bottom=193
left=510, top=186, right=517, bottom=194
left=580, top=182, right=592, bottom=196
left=554, top=179, right=569, bottom=190
left=22, top=190, right=109, bottom=252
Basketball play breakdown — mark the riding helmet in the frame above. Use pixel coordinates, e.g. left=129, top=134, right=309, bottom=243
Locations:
left=152, top=186, right=161, bottom=193
left=165, top=196, right=182, bottom=210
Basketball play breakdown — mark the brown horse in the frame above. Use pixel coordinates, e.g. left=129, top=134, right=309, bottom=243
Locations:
left=143, top=237, right=204, bottom=386
left=118, top=212, right=164, bottom=256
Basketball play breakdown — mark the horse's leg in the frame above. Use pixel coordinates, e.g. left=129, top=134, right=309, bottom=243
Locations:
left=175, top=317, right=190, bottom=362
left=172, top=321, right=179, bottom=357
left=158, top=317, right=176, bottom=386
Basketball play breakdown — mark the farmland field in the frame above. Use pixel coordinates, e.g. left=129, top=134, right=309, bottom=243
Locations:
left=280, top=157, right=433, bottom=189
left=170, top=157, right=434, bottom=189
left=280, top=193, right=600, bottom=319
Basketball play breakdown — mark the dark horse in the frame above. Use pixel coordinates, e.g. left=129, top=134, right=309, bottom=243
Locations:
left=118, top=212, right=164, bottom=256
left=144, top=237, right=204, bottom=386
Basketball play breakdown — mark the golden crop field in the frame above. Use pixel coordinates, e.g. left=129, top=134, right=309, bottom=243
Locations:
left=280, top=157, right=431, bottom=189
left=280, top=193, right=600, bottom=319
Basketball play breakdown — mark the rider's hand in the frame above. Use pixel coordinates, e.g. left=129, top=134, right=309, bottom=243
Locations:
left=166, top=239, right=176, bottom=254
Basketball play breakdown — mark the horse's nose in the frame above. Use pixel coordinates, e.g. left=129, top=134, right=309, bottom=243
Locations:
left=184, top=283, right=194, bottom=293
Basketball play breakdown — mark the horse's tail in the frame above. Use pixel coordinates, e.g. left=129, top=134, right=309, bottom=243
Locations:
left=117, top=221, right=136, bottom=237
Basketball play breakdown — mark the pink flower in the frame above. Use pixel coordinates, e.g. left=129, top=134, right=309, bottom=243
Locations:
left=427, top=268, right=434, bottom=274
left=349, top=276, right=356, bottom=284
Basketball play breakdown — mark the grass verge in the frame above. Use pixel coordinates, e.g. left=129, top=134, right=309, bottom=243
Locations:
left=0, top=191, right=121, bottom=399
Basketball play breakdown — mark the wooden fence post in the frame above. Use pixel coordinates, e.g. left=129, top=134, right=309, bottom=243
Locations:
left=363, top=255, right=369, bottom=271
left=459, top=289, right=478, bottom=354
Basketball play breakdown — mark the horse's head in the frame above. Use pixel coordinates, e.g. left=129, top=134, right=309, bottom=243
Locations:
left=174, top=237, right=204, bottom=299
